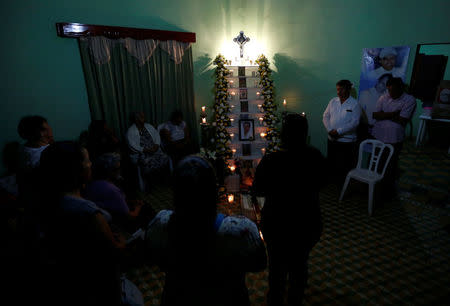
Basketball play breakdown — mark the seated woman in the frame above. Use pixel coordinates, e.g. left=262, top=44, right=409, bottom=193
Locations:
left=145, top=155, right=267, bottom=306
left=16, top=116, right=54, bottom=244
left=84, top=152, right=155, bottom=232
left=38, top=141, right=142, bottom=305
left=17, top=115, right=54, bottom=170
left=126, top=111, right=171, bottom=182
left=158, top=110, right=193, bottom=165
left=85, top=119, right=121, bottom=162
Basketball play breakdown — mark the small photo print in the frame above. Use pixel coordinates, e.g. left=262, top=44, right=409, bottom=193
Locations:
left=240, top=100, right=249, bottom=113
left=239, top=78, right=247, bottom=88
left=239, top=119, right=255, bottom=141
left=240, top=89, right=248, bottom=100
left=238, top=66, right=246, bottom=77
left=242, top=143, right=251, bottom=156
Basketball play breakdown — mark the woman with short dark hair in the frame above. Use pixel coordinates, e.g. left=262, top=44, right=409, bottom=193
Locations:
left=38, top=141, right=132, bottom=305
left=17, top=115, right=53, bottom=169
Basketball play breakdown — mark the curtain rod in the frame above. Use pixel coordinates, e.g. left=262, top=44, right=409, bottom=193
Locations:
left=56, top=22, right=196, bottom=43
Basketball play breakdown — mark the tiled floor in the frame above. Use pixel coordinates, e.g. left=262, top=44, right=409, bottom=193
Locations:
left=128, top=140, right=450, bottom=305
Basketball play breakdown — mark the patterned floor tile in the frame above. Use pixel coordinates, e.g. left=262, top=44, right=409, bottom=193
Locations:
left=127, top=141, right=450, bottom=305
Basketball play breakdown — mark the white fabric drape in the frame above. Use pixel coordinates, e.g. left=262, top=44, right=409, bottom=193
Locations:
left=159, top=40, right=191, bottom=64
left=80, top=36, right=191, bottom=66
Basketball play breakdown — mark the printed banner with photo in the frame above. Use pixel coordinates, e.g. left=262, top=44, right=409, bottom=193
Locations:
left=358, top=46, right=410, bottom=126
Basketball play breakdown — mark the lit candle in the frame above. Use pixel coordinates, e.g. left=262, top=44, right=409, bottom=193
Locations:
left=260, top=132, right=266, bottom=138
left=261, top=148, right=266, bottom=154
left=256, top=91, right=260, bottom=96
left=201, top=106, right=206, bottom=112
left=301, top=111, right=306, bottom=116
left=259, top=117, right=264, bottom=124
left=231, top=91, right=236, bottom=96
left=283, top=99, right=287, bottom=109
left=231, top=148, right=236, bottom=154
left=228, top=194, right=234, bottom=204
left=230, top=133, right=234, bottom=138
left=230, top=165, right=236, bottom=172
left=202, top=118, right=206, bottom=124
left=230, top=118, right=234, bottom=123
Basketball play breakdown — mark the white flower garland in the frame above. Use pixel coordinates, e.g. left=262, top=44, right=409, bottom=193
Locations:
left=256, top=55, right=280, bottom=153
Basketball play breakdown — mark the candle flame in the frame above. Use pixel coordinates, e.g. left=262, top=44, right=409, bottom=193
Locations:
left=228, top=194, right=234, bottom=203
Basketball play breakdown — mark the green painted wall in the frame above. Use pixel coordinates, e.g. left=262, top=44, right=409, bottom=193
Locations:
left=1, top=0, right=450, bottom=173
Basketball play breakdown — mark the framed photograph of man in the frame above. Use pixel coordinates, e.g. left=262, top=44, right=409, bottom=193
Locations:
left=240, top=89, right=248, bottom=100
left=240, top=100, right=249, bottom=113
left=239, top=119, right=255, bottom=141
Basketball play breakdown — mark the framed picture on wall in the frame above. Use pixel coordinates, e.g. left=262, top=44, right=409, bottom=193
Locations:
left=238, top=66, right=245, bottom=77
left=239, top=119, right=255, bottom=141
left=239, top=77, right=247, bottom=88
left=432, top=80, right=450, bottom=119
left=240, top=100, right=249, bottom=113
left=242, top=143, right=251, bottom=156
left=240, top=89, right=248, bottom=100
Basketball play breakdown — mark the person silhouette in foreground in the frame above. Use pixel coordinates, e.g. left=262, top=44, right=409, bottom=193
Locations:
left=252, top=113, right=327, bottom=306
left=146, top=155, right=266, bottom=306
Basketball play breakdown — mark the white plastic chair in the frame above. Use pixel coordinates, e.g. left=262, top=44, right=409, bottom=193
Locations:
left=339, top=139, right=394, bottom=216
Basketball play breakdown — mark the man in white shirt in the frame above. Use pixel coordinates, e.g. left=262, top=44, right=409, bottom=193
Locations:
left=323, top=80, right=361, bottom=184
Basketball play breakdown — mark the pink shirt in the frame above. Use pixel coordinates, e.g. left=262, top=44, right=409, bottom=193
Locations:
left=372, top=93, right=416, bottom=144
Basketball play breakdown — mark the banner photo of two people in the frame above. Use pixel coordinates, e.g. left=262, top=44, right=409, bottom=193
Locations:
left=358, top=46, right=410, bottom=131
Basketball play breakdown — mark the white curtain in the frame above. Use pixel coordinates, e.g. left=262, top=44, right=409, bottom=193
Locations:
left=80, top=36, right=191, bottom=66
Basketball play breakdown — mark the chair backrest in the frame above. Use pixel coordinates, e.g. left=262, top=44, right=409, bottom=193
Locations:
left=356, top=139, right=394, bottom=177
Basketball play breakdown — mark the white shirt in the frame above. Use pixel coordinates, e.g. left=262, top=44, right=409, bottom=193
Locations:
left=158, top=121, right=186, bottom=142
left=126, top=123, right=160, bottom=157
left=323, top=96, right=361, bottom=142
left=23, top=144, right=49, bottom=168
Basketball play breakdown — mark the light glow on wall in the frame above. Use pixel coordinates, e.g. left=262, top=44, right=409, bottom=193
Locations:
left=219, top=36, right=268, bottom=65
